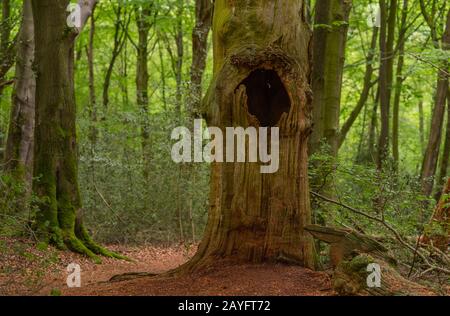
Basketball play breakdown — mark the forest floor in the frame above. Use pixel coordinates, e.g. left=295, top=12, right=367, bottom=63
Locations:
left=0, top=238, right=334, bottom=296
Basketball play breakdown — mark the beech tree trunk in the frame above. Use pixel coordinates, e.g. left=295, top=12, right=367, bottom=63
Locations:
left=338, top=26, right=378, bottom=150
left=4, top=0, right=35, bottom=189
left=392, top=0, right=409, bottom=170
left=0, top=0, right=15, bottom=97
left=309, top=0, right=352, bottom=156
left=435, top=94, right=450, bottom=201
left=188, top=0, right=212, bottom=119
left=421, top=9, right=450, bottom=197
left=0, top=0, right=13, bottom=158
left=103, top=3, right=128, bottom=109
left=179, top=0, right=316, bottom=272
left=135, top=4, right=153, bottom=181
left=419, top=100, right=425, bottom=154
left=32, top=0, right=120, bottom=262
left=377, top=0, right=397, bottom=169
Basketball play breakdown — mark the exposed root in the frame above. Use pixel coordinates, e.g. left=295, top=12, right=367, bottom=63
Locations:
left=41, top=223, right=129, bottom=264
left=107, top=251, right=308, bottom=284
left=109, top=272, right=158, bottom=283
left=64, top=234, right=101, bottom=264
left=76, top=223, right=131, bottom=261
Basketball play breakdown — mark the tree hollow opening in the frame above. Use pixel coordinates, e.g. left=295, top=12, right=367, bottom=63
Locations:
left=239, top=69, right=291, bottom=127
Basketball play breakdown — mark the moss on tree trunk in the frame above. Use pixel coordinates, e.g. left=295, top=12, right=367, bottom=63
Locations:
left=4, top=0, right=35, bottom=201
left=32, top=0, right=123, bottom=262
left=176, top=0, right=316, bottom=272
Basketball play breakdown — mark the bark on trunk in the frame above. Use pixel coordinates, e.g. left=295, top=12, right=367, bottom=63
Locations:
left=103, top=3, right=128, bottom=109
left=423, top=178, right=450, bottom=251
left=309, top=0, right=352, bottom=156
left=32, top=0, right=120, bottom=262
left=0, top=0, right=16, bottom=98
left=421, top=10, right=450, bottom=196
left=188, top=0, right=212, bottom=119
left=392, top=0, right=409, bottom=169
left=175, top=0, right=184, bottom=116
left=377, top=0, right=397, bottom=169
left=4, top=0, right=35, bottom=189
left=178, top=0, right=316, bottom=272
left=435, top=94, right=450, bottom=201
left=338, top=27, right=378, bottom=150
left=419, top=100, right=425, bottom=154
left=135, top=4, right=153, bottom=181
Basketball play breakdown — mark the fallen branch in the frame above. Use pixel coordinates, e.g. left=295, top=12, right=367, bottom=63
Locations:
left=310, top=191, right=450, bottom=275
left=0, top=79, right=14, bottom=89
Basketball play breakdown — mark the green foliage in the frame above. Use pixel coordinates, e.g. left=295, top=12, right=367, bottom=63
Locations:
left=309, top=148, right=436, bottom=266
left=50, top=288, right=62, bottom=296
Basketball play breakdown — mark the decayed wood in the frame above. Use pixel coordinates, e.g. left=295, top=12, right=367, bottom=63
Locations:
left=423, top=178, right=450, bottom=251
left=305, top=225, right=393, bottom=267
left=332, top=253, right=435, bottom=296
left=175, top=0, right=315, bottom=273
left=305, top=225, right=435, bottom=296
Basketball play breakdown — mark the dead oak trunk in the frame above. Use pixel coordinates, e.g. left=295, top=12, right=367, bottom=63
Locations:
left=178, top=0, right=316, bottom=272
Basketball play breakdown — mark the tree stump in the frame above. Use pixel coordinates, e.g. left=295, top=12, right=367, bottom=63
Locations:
left=179, top=0, right=316, bottom=272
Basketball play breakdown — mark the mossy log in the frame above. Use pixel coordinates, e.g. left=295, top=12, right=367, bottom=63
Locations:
left=305, top=225, right=434, bottom=296
left=333, top=253, right=435, bottom=296
left=304, top=224, right=394, bottom=267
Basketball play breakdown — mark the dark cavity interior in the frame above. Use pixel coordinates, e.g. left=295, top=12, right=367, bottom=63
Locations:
left=239, top=69, right=291, bottom=127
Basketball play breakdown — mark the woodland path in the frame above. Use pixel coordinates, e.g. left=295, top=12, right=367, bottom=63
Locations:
left=0, top=240, right=333, bottom=296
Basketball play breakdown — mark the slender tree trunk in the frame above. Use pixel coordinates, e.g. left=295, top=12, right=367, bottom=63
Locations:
left=0, top=0, right=15, bottom=93
left=0, top=0, right=10, bottom=53
left=177, top=0, right=316, bottom=273
left=4, top=0, right=35, bottom=191
left=377, top=0, right=397, bottom=169
left=435, top=93, right=450, bottom=201
left=338, top=26, right=378, bottom=149
left=158, top=40, right=168, bottom=111
left=135, top=5, right=152, bottom=181
left=175, top=0, right=184, bottom=116
left=368, top=89, right=380, bottom=163
left=310, top=0, right=352, bottom=156
left=0, top=0, right=12, bottom=91
left=418, top=100, right=425, bottom=154
left=87, top=6, right=97, bottom=146
left=32, top=0, right=120, bottom=261
left=86, top=4, right=97, bottom=197
left=103, top=3, right=128, bottom=109
left=392, top=0, right=408, bottom=169
left=185, top=0, right=213, bottom=244
left=421, top=10, right=450, bottom=197
left=0, top=0, right=11, bottom=158
left=188, top=0, right=212, bottom=119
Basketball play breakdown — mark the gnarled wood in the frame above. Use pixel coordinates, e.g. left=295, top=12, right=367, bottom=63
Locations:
left=305, top=225, right=393, bottom=267
left=177, top=0, right=315, bottom=272
left=333, top=253, right=435, bottom=296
